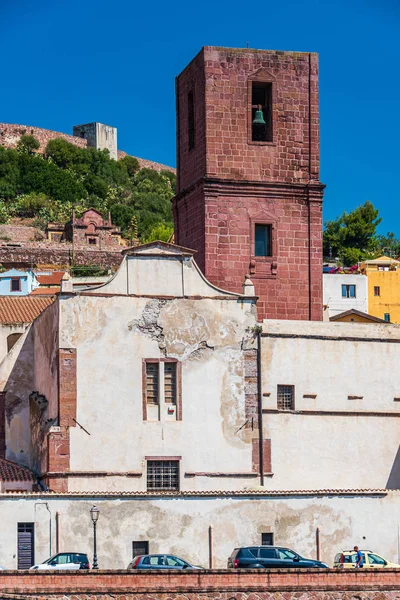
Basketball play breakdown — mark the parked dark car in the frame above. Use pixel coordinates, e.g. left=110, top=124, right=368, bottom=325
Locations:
left=227, top=546, right=328, bottom=569
left=127, top=554, right=202, bottom=570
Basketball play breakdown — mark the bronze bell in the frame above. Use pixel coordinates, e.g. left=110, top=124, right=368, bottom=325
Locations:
left=253, top=106, right=266, bottom=125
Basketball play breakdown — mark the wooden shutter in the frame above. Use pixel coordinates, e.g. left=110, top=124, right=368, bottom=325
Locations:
left=146, top=363, right=159, bottom=405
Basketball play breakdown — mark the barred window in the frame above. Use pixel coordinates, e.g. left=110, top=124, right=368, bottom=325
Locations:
left=147, top=460, right=179, bottom=491
left=146, top=363, right=159, bottom=405
left=164, top=363, right=176, bottom=404
left=277, top=385, right=295, bottom=411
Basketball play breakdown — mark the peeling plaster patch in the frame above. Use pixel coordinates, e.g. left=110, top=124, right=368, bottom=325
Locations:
left=128, top=299, right=168, bottom=351
left=189, top=340, right=215, bottom=361
left=241, top=328, right=257, bottom=351
left=159, top=301, right=245, bottom=360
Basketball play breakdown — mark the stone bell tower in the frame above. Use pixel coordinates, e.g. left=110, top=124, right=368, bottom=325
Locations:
left=172, top=46, right=325, bottom=320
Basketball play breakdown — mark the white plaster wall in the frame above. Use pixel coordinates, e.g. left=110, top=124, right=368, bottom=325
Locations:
left=0, top=493, right=399, bottom=569
left=323, top=274, right=368, bottom=318
left=96, top=123, right=117, bottom=160
left=59, top=293, right=256, bottom=492
left=88, top=254, right=245, bottom=298
left=261, top=319, right=400, bottom=490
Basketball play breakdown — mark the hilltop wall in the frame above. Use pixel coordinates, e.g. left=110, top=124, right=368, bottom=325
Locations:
left=0, top=123, right=88, bottom=154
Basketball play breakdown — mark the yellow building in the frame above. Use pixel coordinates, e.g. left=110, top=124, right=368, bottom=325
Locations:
left=360, top=256, right=400, bottom=324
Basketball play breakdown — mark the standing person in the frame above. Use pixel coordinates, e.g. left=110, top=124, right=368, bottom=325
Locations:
left=354, top=546, right=364, bottom=568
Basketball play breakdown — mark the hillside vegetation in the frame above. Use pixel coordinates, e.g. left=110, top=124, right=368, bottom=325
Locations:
left=0, top=135, right=175, bottom=242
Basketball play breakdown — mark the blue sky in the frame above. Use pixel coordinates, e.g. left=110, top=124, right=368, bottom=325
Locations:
left=1, top=0, right=399, bottom=233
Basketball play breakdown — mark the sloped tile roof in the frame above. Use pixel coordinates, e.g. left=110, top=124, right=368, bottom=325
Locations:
left=0, top=457, right=36, bottom=482
left=30, top=287, right=59, bottom=296
left=0, top=488, right=388, bottom=498
left=36, top=272, right=65, bottom=285
left=0, top=296, right=54, bottom=324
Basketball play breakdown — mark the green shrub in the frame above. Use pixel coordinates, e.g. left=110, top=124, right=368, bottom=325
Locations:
left=17, top=135, right=40, bottom=155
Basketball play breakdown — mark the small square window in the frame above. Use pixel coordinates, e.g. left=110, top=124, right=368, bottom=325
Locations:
left=261, top=532, right=274, bottom=546
left=255, top=224, right=272, bottom=257
left=341, top=284, right=356, bottom=298
left=88, top=238, right=97, bottom=245
left=374, top=286, right=380, bottom=296
left=132, top=541, right=149, bottom=557
left=251, top=82, right=272, bottom=142
left=384, top=313, right=390, bottom=322
left=10, top=278, right=21, bottom=292
left=147, top=460, right=179, bottom=491
left=277, top=385, right=295, bottom=411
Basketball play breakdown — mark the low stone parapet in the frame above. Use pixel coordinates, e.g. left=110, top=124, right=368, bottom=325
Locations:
left=1, top=568, right=400, bottom=598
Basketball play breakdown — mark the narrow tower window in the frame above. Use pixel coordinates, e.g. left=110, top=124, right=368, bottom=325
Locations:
left=255, top=224, right=272, bottom=257
left=188, top=91, right=195, bottom=151
left=251, top=82, right=272, bottom=142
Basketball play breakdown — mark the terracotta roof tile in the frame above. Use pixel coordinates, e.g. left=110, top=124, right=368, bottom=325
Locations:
left=36, top=272, right=65, bottom=285
left=30, top=287, right=59, bottom=296
left=0, top=296, right=54, bottom=324
left=0, top=488, right=388, bottom=498
left=0, top=457, right=36, bottom=482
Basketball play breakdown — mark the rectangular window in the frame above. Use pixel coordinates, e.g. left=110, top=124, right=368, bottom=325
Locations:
left=147, top=460, right=179, bottom=491
left=143, top=360, right=181, bottom=421
left=261, top=532, right=274, bottom=546
left=251, top=82, right=272, bottom=142
left=255, top=224, right=272, bottom=257
left=384, top=313, right=390, bottom=322
left=146, top=363, right=159, bottom=405
left=188, top=91, right=195, bottom=151
left=374, top=286, right=380, bottom=296
left=10, top=278, right=21, bottom=292
left=88, top=238, right=97, bottom=245
left=277, top=385, right=295, bottom=411
left=164, top=363, right=177, bottom=404
left=341, top=284, right=356, bottom=298
left=132, top=541, right=149, bottom=557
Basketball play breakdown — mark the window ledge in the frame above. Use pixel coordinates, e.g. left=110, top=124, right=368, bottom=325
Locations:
left=185, top=471, right=274, bottom=478
left=248, top=141, right=276, bottom=147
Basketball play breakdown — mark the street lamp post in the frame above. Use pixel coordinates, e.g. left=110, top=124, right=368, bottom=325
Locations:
left=90, top=505, right=100, bottom=569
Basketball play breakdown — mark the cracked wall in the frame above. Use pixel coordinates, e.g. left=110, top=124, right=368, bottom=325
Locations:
left=58, top=289, right=256, bottom=492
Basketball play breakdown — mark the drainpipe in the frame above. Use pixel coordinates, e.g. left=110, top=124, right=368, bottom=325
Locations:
left=55, top=512, right=60, bottom=554
left=208, top=525, right=213, bottom=569
left=257, top=330, right=264, bottom=486
left=316, top=527, right=321, bottom=561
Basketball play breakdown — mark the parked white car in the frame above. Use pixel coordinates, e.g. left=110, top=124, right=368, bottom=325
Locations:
left=30, top=552, right=90, bottom=570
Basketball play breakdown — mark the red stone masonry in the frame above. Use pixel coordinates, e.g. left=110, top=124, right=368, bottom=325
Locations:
left=0, top=123, right=88, bottom=154
left=43, top=348, right=77, bottom=492
left=1, top=569, right=400, bottom=598
left=173, top=47, right=325, bottom=321
left=58, top=348, right=77, bottom=427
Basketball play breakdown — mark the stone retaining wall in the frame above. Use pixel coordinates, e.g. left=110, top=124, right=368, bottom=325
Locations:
left=1, top=569, right=400, bottom=598
left=0, top=246, right=123, bottom=269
